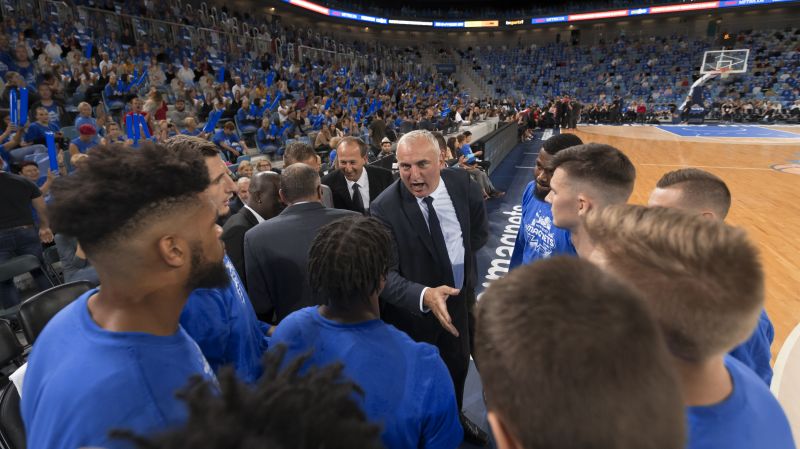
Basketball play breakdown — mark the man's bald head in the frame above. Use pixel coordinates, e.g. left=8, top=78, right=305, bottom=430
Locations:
left=248, top=171, right=282, bottom=219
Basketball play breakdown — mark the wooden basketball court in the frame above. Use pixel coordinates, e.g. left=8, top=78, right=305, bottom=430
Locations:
left=572, top=125, right=800, bottom=357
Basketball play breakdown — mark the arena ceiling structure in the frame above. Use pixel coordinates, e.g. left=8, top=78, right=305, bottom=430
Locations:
left=273, top=0, right=800, bottom=30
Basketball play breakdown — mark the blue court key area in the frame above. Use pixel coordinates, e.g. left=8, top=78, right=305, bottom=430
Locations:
left=657, top=125, right=800, bottom=139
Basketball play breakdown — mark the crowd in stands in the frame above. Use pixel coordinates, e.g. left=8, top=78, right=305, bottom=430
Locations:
left=465, top=27, right=800, bottom=124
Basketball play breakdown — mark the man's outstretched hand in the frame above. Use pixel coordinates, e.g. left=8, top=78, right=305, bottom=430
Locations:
left=423, top=285, right=461, bottom=337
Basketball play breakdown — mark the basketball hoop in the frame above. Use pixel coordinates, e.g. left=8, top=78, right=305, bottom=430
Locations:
left=717, top=68, right=732, bottom=79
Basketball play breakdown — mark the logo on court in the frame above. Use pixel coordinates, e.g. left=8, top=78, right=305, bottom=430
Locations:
left=771, top=163, right=800, bottom=176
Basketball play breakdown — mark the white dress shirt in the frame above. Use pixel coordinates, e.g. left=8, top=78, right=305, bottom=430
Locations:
left=243, top=204, right=266, bottom=224
left=416, top=177, right=465, bottom=311
left=345, top=167, right=371, bottom=211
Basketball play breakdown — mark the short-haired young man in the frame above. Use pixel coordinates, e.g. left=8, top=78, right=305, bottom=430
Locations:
left=649, top=167, right=774, bottom=385
left=477, top=257, right=685, bottom=449
left=164, top=135, right=270, bottom=384
left=271, top=216, right=463, bottom=449
left=22, top=143, right=225, bottom=449
left=509, top=133, right=583, bottom=269
left=545, top=143, right=636, bottom=257
left=585, top=205, right=795, bottom=449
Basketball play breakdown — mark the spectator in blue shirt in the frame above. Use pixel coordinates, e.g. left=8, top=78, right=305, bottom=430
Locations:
left=74, top=101, right=98, bottom=131
left=256, top=117, right=280, bottom=156
left=648, top=167, right=775, bottom=385
left=22, top=142, right=225, bottom=449
left=585, top=205, right=795, bottom=449
left=212, top=121, right=248, bottom=162
left=68, top=124, right=101, bottom=156
left=235, top=97, right=259, bottom=134
left=30, top=84, right=64, bottom=129
left=271, top=216, right=463, bottom=449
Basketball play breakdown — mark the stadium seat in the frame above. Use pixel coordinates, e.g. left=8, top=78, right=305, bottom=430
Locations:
left=18, top=281, right=93, bottom=344
left=0, top=320, right=24, bottom=449
left=61, top=126, right=78, bottom=142
left=771, top=321, right=800, bottom=440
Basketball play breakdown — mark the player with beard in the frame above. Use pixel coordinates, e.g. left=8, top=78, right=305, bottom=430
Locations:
left=22, top=142, right=228, bottom=449
left=509, top=133, right=583, bottom=269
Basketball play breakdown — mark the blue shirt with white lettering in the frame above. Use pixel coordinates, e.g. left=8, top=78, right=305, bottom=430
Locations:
left=510, top=181, right=576, bottom=269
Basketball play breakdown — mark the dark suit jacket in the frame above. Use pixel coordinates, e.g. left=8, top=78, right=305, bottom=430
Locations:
left=243, top=202, right=358, bottom=323
left=321, top=165, right=394, bottom=213
left=370, top=168, right=488, bottom=316
left=221, top=207, right=258, bottom=286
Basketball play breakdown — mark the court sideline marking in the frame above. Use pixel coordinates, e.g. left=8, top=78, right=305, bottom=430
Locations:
left=638, top=163, right=773, bottom=171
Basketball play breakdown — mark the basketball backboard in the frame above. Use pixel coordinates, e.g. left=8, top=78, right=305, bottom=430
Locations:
left=701, top=49, right=749, bottom=74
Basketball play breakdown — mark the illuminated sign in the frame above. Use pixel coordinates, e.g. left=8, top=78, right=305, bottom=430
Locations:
left=568, top=9, right=630, bottom=21
left=532, top=16, right=568, bottom=23
left=282, top=0, right=800, bottom=30
left=389, top=19, right=434, bottom=26
left=434, top=21, right=465, bottom=27
left=650, top=1, right=719, bottom=13
left=465, top=20, right=499, bottom=28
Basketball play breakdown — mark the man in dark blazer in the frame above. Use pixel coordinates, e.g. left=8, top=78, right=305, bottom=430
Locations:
left=244, top=163, right=357, bottom=324
left=221, top=171, right=282, bottom=285
left=322, top=137, right=393, bottom=214
left=370, top=130, right=489, bottom=446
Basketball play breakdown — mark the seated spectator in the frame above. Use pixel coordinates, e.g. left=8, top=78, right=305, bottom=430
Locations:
left=74, top=102, right=98, bottom=131
left=229, top=177, right=248, bottom=215
left=271, top=216, right=463, bottom=449
left=585, top=205, right=795, bottom=449
left=70, top=153, right=89, bottom=171
left=31, top=84, right=65, bottom=129
left=144, top=90, right=168, bottom=122
left=100, top=121, right=132, bottom=146
left=23, top=107, right=61, bottom=146
left=0, top=120, right=27, bottom=166
left=180, top=117, right=203, bottom=137
left=18, top=160, right=54, bottom=195
left=476, top=257, right=685, bottom=449
left=236, top=160, right=254, bottom=179
left=213, top=121, right=248, bottom=162
left=103, top=73, right=128, bottom=109
left=123, top=97, right=154, bottom=134
left=68, top=124, right=101, bottom=156
left=314, top=125, right=332, bottom=153
left=167, top=98, right=192, bottom=128
left=22, top=142, right=222, bottom=449
left=115, top=350, right=384, bottom=449
left=53, top=233, right=99, bottom=285
left=256, top=117, right=280, bottom=157
left=236, top=97, right=259, bottom=134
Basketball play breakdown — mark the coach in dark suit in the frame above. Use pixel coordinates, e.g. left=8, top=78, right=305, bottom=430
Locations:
left=322, top=137, right=393, bottom=214
left=370, top=130, right=489, bottom=445
left=244, top=163, right=357, bottom=324
left=221, top=171, right=281, bottom=285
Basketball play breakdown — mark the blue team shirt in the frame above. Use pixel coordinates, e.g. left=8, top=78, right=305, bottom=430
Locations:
left=22, top=289, right=216, bottom=449
left=686, top=355, right=795, bottom=449
left=24, top=122, right=60, bottom=145
left=510, top=181, right=576, bottom=269
left=212, top=130, right=240, bottom=148
left=729, top=309, right=774, bottom=385
left=271, top=307, right=463, bottom=449
left=180, top=254, right=270, bottom=383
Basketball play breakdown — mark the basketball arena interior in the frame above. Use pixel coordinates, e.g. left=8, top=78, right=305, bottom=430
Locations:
left=1, top=0, right=799, bottom=447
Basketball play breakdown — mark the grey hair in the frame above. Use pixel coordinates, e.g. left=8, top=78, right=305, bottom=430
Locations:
left=397, top=130, right=439, bottom=159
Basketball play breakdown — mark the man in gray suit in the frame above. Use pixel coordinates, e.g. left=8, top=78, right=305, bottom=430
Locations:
left=283, top=141, right=334, bottom=208
left=244, top=164, right=357, bottom=324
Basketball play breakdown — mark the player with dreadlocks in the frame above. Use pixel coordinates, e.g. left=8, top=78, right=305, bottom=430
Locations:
left=270, top=215, right=464, bottom=449
left=114, top=347, right=385, bottom=449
